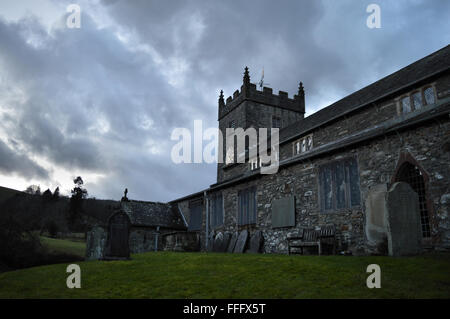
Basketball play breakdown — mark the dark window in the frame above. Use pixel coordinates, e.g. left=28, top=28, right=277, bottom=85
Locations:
left=319, top=157, right=361, bottom=212
left=189, top=203, right=202, bottom=231
left=210, top=193, right=223, bottom=228
left=238, top=187, right=257, bottom=225
left=272, top=116, right=282, bottom=128
left=229, top=120, right=236, bottom=128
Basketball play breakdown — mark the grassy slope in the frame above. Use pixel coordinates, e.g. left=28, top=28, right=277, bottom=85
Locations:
left=0, top=252, right=449, bottom=299
left=40, top=236, right=86, bottom=258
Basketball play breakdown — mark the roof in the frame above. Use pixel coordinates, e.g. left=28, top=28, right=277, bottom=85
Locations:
left=280, top=44, right=450, bottom=144
left=120, top=200, right=187, bottom=229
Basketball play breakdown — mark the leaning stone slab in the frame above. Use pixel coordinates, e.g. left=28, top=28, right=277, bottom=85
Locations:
left=248, top=230, right=264, bottom=253
left=213, top=232, right=224, bottom=252
left=218, top=232, right=231, bottom=252
left=365, top=184, right=388, bottom=248
left=385, top=182, right=422, bottom=256
left=233, top=230, right=249, bottom=253
left=227, top=232, right=238, bottom=253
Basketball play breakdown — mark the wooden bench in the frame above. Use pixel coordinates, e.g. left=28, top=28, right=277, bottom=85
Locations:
left=287, top=225, right=336, bottom=255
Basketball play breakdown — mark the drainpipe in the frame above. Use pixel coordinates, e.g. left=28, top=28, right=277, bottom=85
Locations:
left=204, top=190, right=209, bottom=251
left=154, top=226, right=160, bottom=252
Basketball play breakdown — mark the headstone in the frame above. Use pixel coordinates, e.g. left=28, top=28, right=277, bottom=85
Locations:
left=365, top=184, right=388, bottom=247
left=248, top=230, right=264, bottom=253
left=227, top=232, right=238, bottom=253
left=86, top=226, right=107, bottom=260
left=105, top=211, right=130, bottom=259
left=385, top=182, right=422, bottom=256
left=218, top=232, right=231, bottom=252
left=213, top=232, right=224, bottom=252
left=233, top=230, right=249, bottom=253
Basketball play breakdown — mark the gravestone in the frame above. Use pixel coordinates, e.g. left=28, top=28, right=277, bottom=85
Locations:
left=385, top=182, right=422, bottom=256
left=365, top=184, right=388, bottom=247
left=248, top=230, right=264, bottom=253
left=227, top=232, right=238, bottom=253
left=86, top=226, right=107, bottom=260
left=213, top=232, right=224, bottom=252
left=233, top=230, right=249, bottom=253
left=218, top=232, right=231, bottom=252
left=105, top=211, right=130, bottom=259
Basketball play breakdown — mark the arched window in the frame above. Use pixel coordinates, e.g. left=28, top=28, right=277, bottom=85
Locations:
left=395, top=162, right=431, bottom=238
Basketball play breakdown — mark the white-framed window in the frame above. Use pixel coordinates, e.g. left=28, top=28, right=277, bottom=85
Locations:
left=249, top=149, right=278, bottom=171
left=293, top=134, right=313, bottom=156
left=250, top=157, right=261, bottom=170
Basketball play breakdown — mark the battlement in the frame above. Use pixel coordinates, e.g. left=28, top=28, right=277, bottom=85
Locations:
left=218, top=67, right=305, bottom=120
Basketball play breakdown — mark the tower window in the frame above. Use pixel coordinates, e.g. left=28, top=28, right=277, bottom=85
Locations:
left=272, top=116, right=282, bottom=128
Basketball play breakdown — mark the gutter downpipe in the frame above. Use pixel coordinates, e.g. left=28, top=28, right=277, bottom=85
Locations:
left=154, top=226, right=160, bottom=252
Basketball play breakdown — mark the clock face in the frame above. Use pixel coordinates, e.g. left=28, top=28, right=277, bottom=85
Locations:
left=226, top=148, right=234, bottom=164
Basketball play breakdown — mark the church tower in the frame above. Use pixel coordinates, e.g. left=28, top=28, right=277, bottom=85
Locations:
left=216, top=67, right=305, bottom=183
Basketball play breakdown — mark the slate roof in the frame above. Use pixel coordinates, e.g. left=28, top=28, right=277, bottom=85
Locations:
left=279, top=44, right=450, bottom=144
left=120, top=200, right=187, bottom=229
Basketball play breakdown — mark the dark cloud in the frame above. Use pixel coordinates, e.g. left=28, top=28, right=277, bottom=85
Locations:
left=0, top=0, right=448, bottom=201
left=0, top=139, right=49, bottom=180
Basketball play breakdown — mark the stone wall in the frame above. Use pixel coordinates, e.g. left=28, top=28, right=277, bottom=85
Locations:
left=176, top=198, right=206, bottom=250
left=204, top=113, right=450, bottom=255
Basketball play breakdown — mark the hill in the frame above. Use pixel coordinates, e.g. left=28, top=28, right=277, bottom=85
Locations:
left=0, top=186, right=22, bottom=207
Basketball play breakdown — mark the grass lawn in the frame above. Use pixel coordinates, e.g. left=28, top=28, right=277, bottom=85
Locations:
left=0, top=252, right=449, bottom=298
left=40, top=236, right=86, bottom=258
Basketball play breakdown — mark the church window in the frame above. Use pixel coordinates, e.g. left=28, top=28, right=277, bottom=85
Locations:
left=210, top=193, right=223, bottom=228
left=293, top=134, right=313, bottom=156
left=319, top=157, right=361, bottom=212
left=424, top=87, right=435, bottom=105
left=401, top=96, right=411, bottom=114
left=238, top=187, right=257, bottom=225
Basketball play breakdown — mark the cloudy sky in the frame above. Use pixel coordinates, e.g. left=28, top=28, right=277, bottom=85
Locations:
left=0, top=0, right=448, bottom=202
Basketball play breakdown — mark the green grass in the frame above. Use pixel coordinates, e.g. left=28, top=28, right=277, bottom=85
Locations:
left=0, top=252, right=449, bottom=298
left=40, top=236, right=86, bottom=258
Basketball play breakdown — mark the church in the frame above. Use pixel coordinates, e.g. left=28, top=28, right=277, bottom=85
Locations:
left=87, top=44, right=450, bottom=259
